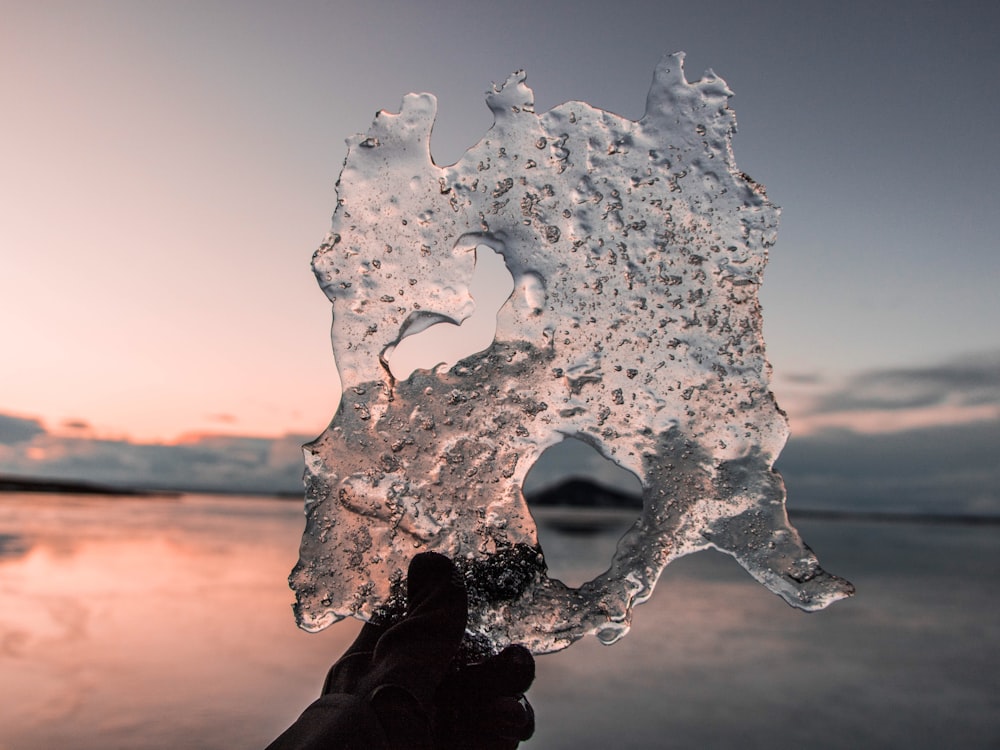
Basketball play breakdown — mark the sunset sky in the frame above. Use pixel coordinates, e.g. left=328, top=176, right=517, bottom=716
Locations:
left=2, top=0, right=998, bottom=511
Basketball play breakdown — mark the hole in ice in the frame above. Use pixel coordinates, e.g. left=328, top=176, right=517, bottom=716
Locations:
left=523, top=436, right=642, bottom=588
left=386, top=244, right=514, bottom=380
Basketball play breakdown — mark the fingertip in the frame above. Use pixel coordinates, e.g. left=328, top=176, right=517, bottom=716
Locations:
left=408, top=551, right=454, bottom=577
left=406, top=552, right=462, bottom=605
left=444, top=642, right=536, bottom=700
left=497, top=645, right=534, bottom=674
left=491, top=644, right=536, bottom=694
left=448, top=695, right=536, bottom=748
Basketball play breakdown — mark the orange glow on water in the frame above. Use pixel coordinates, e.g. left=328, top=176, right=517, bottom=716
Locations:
left=0, top=494, right=361, bottom=748
left=2, top=493, right=998, bottom=748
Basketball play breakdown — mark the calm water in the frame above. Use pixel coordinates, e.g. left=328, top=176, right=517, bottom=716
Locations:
left=1, top=493, right=997, bottom=749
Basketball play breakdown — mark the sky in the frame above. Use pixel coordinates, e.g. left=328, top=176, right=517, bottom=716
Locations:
left=1, top=0, right=998, bottom=511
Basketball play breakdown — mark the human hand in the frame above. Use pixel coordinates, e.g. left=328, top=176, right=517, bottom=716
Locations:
left=268, top=552, right=535, bottom=750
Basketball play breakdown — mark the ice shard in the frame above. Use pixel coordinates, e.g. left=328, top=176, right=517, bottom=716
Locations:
left=291, top=53, right=853, bottom=654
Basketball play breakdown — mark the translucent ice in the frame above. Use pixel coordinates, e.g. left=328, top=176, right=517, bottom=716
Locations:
left=291, top=53, right=853, bottom=654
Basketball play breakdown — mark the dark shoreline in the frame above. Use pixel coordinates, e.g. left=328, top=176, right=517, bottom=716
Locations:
left=3, top=474, right=997, bottom=526
left=0, top=475, right=180, bottom=498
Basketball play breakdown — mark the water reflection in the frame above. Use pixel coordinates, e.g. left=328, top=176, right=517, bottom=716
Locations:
left=530, top=506, right=637, bottom=587
left=1, top=493, right=997, bottom=749
left=0, top=532, right=30, bottom=559
left=0, top=493, right=361, bottom=749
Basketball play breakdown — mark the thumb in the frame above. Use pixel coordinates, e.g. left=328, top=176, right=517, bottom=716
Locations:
left=362, top=552, right=468, bottom=709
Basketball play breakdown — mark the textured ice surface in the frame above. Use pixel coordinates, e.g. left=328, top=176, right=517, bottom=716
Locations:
left=291, top=53, right=853, bottom=654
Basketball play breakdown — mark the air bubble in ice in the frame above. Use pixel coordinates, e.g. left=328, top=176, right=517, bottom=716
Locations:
left=291, top=53, right=853, bottom=654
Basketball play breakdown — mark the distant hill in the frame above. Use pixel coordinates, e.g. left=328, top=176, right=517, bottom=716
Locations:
left=525, top=478, right=642, bottom=509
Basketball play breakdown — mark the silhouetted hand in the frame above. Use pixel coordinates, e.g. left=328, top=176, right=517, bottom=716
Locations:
left=267, top=552, right=535, bottom=750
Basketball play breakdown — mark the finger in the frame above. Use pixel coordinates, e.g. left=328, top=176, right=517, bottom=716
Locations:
left=446, top=695, right=536, bottom=748
left=480, top=695, right=535, bottom=741
left=343, top=620, right=387, bottom=657
left=404, top=551, right=467, bottom=618
left=445, top=644, right=535, bottom=700
left=363, top=552, right=468, bottom=707
left=369, top=685, right=432, bottom=750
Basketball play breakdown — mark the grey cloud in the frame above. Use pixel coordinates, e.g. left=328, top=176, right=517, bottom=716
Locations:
left=776, top=419, right=1000, bottom=516
left=525, top=421, right=1000, bottom=516
left=3, top=414, right=997, bottom=517
left=515, top=420, right=1000, bottom=518
left=0, top=414, right=46, bottom=445
left=0, top=532, right=32, bottom=561
left=782, top=372, right=825, bottom=385
left=0, top=432, right=312, bottom=495
left=811, top=352, right=1000, bottom=414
